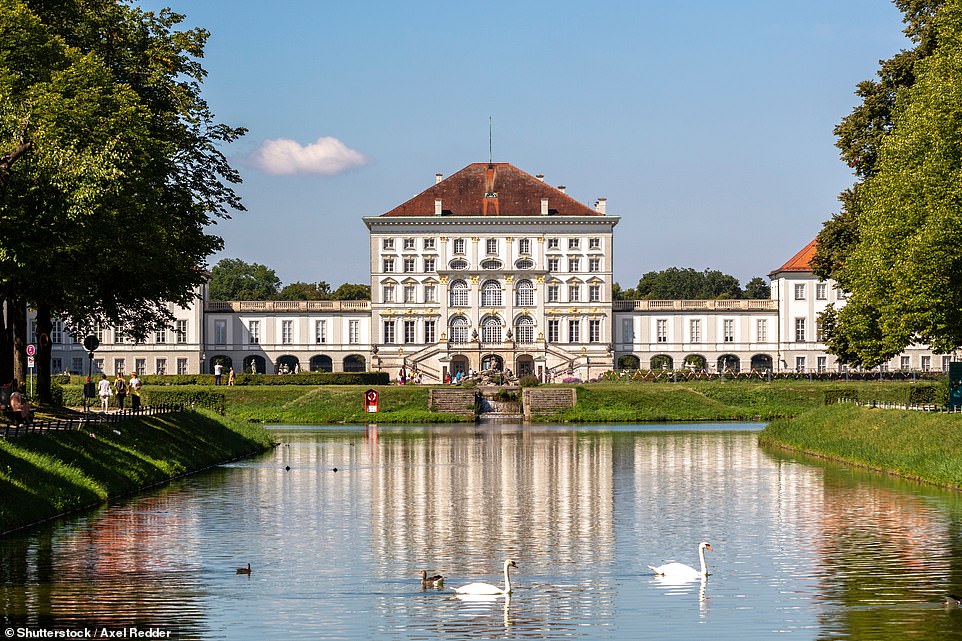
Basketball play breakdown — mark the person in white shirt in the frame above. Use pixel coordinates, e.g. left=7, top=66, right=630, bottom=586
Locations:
left=97, top=374, right=112, bottom=411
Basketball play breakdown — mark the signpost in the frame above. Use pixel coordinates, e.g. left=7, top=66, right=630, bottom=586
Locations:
left=82, top=335, right=100, bottom=421
left=26, top=344, right=35, bottom=397
left=365, top=389, right=379, bottom=413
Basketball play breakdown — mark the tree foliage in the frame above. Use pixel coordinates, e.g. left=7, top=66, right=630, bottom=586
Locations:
left=633, top=268, right=766, bottom=300
left=277, top=281, right=332, bottom=301
left=208, top=259, right=280, bottom=301
left=0, top=0, right=245, bottom=392
left=825, top=2, right=962, bottom=365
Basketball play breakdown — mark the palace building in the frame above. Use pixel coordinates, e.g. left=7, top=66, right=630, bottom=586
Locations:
left=35, top=161, right=952, bottom=379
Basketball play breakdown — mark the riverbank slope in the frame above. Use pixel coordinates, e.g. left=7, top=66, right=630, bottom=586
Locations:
left=0, top=410, right=275, bottom=534
left=760, top=404, right=962, bottom=489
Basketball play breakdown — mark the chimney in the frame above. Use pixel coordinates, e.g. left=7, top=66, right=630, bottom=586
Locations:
left=536, top=174, right=544, bottom=182
left=557, top=185, right=566, bottom=194
left=435, top=198, right=442, bottom=216
left=541, top=198, right=549, bottom=216
left=435, top=173, right=443, bottom=184
left=594, top=197, right=607, bottom=214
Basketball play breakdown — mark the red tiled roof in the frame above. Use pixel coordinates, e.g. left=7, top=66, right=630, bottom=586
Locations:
left=770, top=238, right=817, bottom=276
left=380, top=163, right=603, bottom=217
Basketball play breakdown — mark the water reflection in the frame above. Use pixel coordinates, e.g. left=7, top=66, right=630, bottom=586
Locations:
left=0, top=424, right=961, bottom=640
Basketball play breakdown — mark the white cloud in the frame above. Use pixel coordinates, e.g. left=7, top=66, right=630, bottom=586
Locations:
left=249, top=136, right=370, bottom=175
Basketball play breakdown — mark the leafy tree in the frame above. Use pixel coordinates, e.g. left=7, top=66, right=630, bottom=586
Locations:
left=276, top=281, right=332, bottom=301
left=331, top=283, right=371, bottom=300
left=0, top=0, right=245, bottom=397
left=208, top=259, right=280, bottom=301
left=826, top=2, right=962, bottom=365
left=612, top=282, right=636, bottom=300
left=743, top=277, right=771, bottom=300
left=812, top=0, right=945, bottom=280
left=635, top=268, right=742, bottom=300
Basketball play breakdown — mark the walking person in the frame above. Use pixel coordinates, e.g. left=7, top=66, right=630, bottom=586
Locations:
left=129, top=372, right=142, bottom=411
left=114, top=374, right=127, bottom=410
left=97, top=374, right=112, bottom=411
left=227, top=367, right=235, bottom=386
left=214, top=362, right=223, bottom=385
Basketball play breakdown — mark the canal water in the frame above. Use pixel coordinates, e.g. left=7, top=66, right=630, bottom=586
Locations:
left=2, top=423, right=962, bottom=640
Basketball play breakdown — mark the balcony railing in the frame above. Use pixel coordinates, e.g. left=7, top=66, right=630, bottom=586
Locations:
left=206, top=300, right=371, bottom=313
left=612, top=299, right=778, bottom=311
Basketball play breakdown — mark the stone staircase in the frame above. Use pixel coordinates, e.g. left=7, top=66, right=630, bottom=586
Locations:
left=428, top=389, right=478, bottom=419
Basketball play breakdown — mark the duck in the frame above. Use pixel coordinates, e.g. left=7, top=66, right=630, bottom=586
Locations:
left=420, top=570, right=445, bottom=587
left=236, top=563, right=252, bottom=575
left=945, top=594, right=962, bottom=607
left=453, top=559, right=518, bottom=596
left=649, top=542, right=712, bottom=580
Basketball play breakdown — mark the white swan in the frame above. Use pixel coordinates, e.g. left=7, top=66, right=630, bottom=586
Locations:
left=453, top=559, right=518, bottom=595
left=649, top=542, right=712, bottom=580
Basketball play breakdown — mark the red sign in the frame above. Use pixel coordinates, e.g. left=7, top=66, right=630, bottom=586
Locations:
left=26, top=344, right=36, bottom=356
left=365, top=388, right=379, bottom=413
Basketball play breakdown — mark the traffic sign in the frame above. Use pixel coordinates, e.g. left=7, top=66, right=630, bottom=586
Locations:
left=26, top=344, right=36, bottom=356
left=27, top=355, right=35, bottom=368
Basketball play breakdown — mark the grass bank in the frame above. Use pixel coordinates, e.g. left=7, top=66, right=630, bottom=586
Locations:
left=760, top=404, right=962, bottom=489
left=0, top=410, right=275, bottom=534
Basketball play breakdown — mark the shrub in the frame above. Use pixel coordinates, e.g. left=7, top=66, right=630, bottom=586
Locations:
left=58, top=372, right=391, bottom=387
left=518, top=375, right=540, bottom=388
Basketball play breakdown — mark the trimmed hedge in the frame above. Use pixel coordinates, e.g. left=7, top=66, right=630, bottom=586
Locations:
left=61, top=386, right=227, bottom=414
left=824, top=382, right=946, bottom=407
left=57, top=371, right=390, bottom=386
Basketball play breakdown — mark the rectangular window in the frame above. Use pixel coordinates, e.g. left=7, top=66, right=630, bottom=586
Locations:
left=519, top=238, right=531, bottom=254
left=817, top=356, right=827, bottom=372
left=944, top=356, right=953, bottom=372
left=382, top=238, right=395, bottom=250
left=248, top=320, right=260, bottom=344
left=816, top=321, right=824, bottom=342
left=836, top=287, right=847, bottom=300
left=113, top=327, right=124, bottom=344
left=403, top=257, right=416, bottom=273
left=214, top=319, right=227, bottom=345
left=900, top=355, right=911, bottom=370
left=689, top=320, right=701, bottom=343
left=155, top=328, right=167, bottom=344
left=175, top=320, right=188, bottom=344
left=404, top=320, right=416, bottom=344
left=424, top=320, right=436, bottom=344
left=589, top=237, right=601, bottom=250
left=28, top=321, right=36, bottom=345
left=71, top=357, right=83, bottom=374
left=922, top=355, right=931, bottom=372
left=382, top=257, right=395, bottom=273
left=282, top=320, right=293, bottom=344
left=423, top=238, right=436, bottom=250
left=816, top=283, right=827, bottom=300
left=424, top=285, right=436, bottom=303
left=588, top=258, right=601, bottom=272
left=453, top=238, right=466, bottom=254
left=177, top=358, right=188, bottom=375
left=622, top=318, right=634, bottom=344
left=51, top=358, right=62, bottom=373
left=568, top=284, right=580, bottom=302
left=757, top=319, right=768, bottom=342
left=723, top=319, right=734, bottom=342
left=423, top=257, right=436, bottom=272
left=795, top=356, right=806, bottom=372
left=51, top=320, right=63, bottom=344
left=95, top=323, right=105, bottom=344
left=135, top=359, right=146, bottom=376
left=383, top=320, right=396, bottom=344
left=315, top=320, right=327, bottom=344
left=568, top=257, right=580, bottom=272
left=403, top=285, right=416, bottom=303
left=114, top=358, right=125, bottom=375
left=156, top=358, right=167, bottom=375
left=94, top=359, right=104, bottom=375
left=383, top=285, right=395, bottom=303
left=794, top=284, right=805, bottom=300
left=349, top=320, right=359, bottom=344
left=547, top=257, right=560, bottom=272
left=795, top=318, right=806, bottom=342
left=547, top=238, right=559, bottom=249
left=547, top=285, right=560, bottom=302
left=568, top=238, right=580, bottom=250
left=589, top=284, right=601, bottom=302
left=657, top=319, right=668, bottom=343
left=568, top=320, right=580, bottom=343
left=547, top=319, right=560, bottom=343
left=403, top=237, right=416, bottom=250
left=486, top=238, right=498, bottom=254
left=589, top=320, right=601, bottom=343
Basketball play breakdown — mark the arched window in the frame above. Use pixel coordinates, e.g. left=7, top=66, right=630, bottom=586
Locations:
left=480, top=280, right=502, bottom=307
left=515, top=316, right=535, bottom=344
left=449, top=280, right=468, bottom=307
left=481, top=316, right=502, bottom=344
left=449, top=316, right=470, bottom=344
left=515, top=279, right=534, bottom=307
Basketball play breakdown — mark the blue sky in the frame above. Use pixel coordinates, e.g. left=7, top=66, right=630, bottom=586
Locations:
left=142, top=0, right=909, bottom=290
